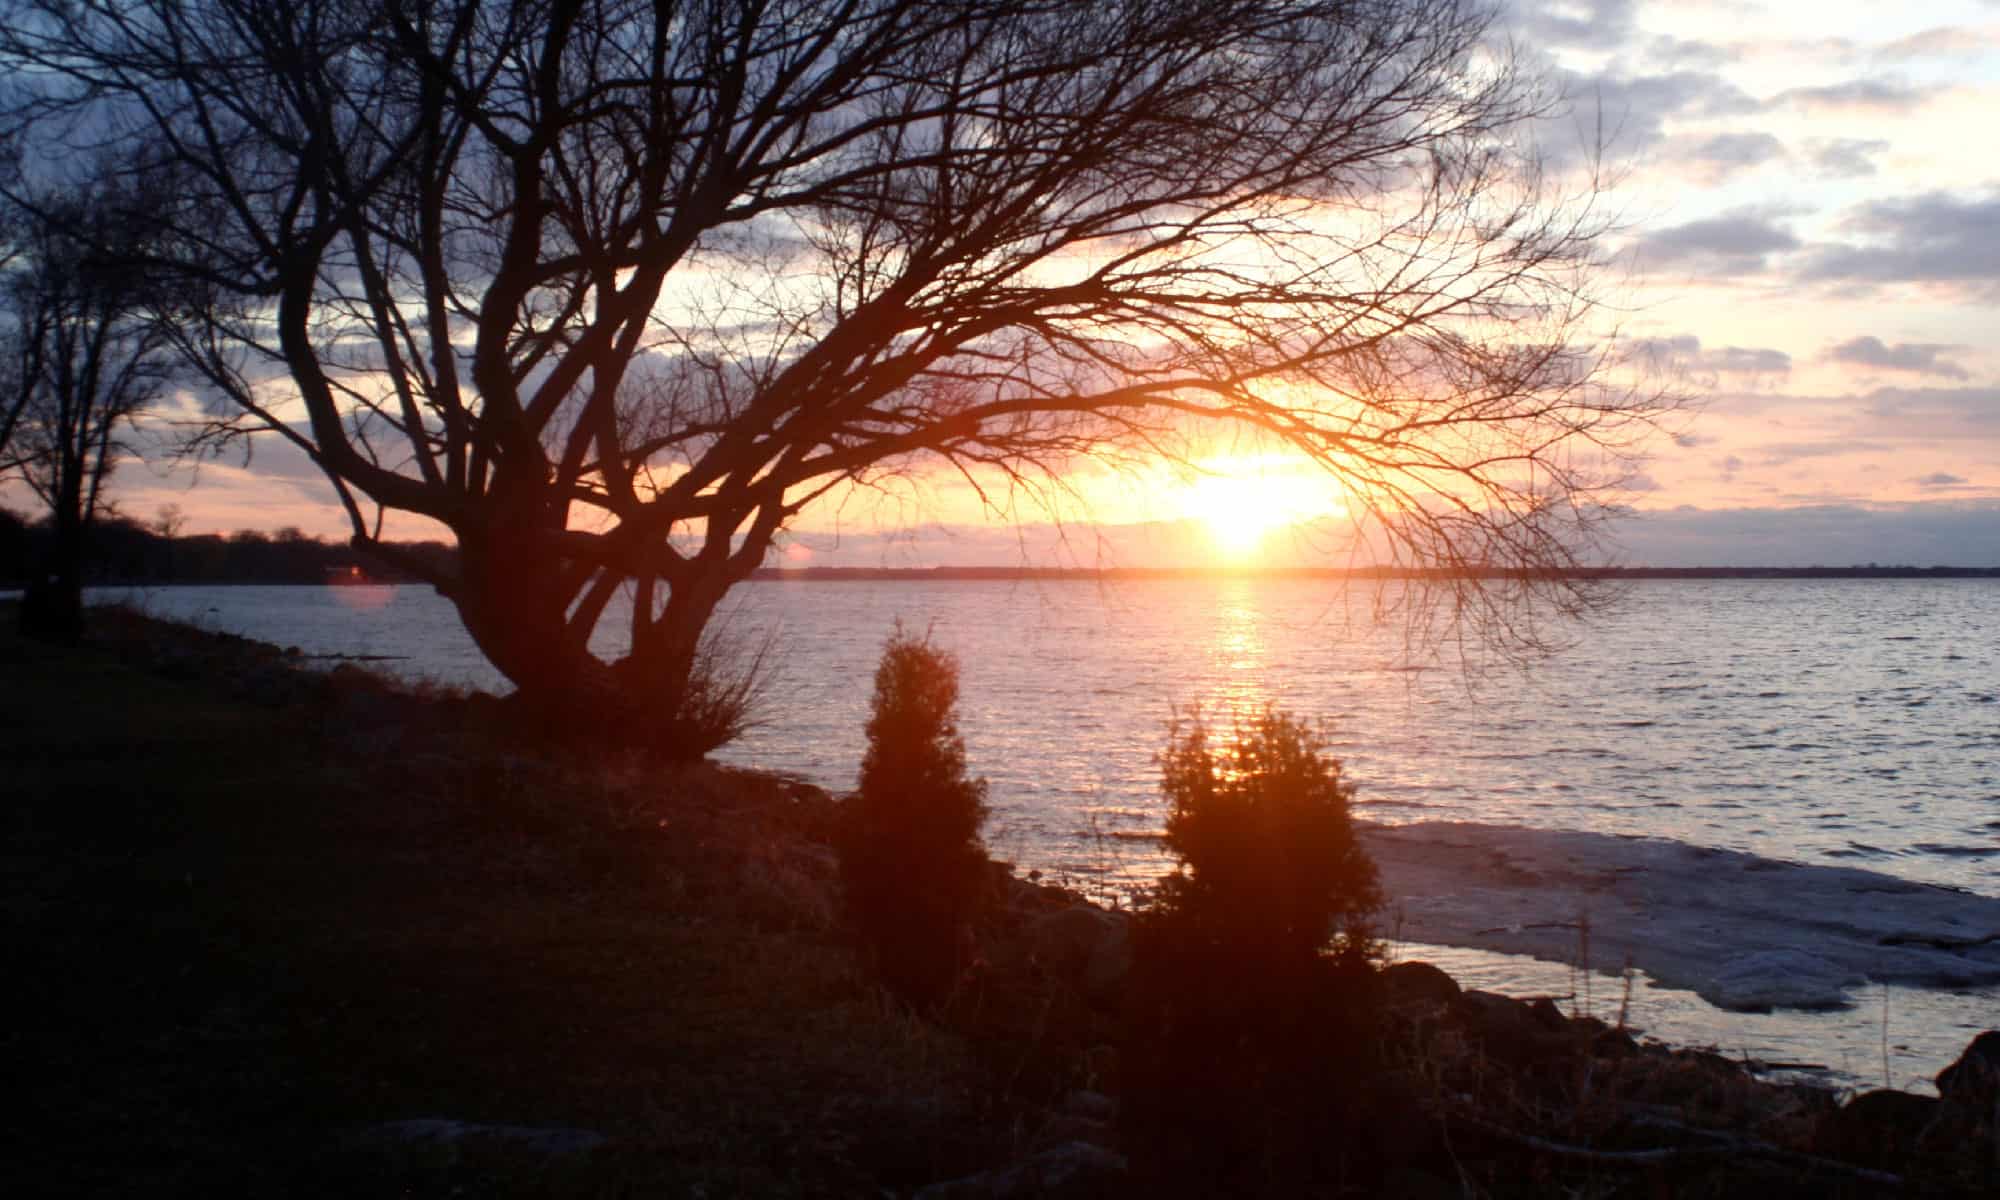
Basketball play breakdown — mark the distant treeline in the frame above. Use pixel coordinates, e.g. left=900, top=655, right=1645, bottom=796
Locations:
left=753, top=564, right=2000, bottom=581
left=5, top=508, right=1995, bottom=588
left=0, top=509, right=455, bottom=588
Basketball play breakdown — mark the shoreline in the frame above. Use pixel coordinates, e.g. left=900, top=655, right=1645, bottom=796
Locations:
left=11, top=604, right=1999, bottom=1194
left=64, top=587, right=2000, bottom=1086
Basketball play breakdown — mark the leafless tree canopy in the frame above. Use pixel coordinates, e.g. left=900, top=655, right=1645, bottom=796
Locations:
left=1, top=172, right=176, bottom=638
left=0, top=0, right=1670, bottom=747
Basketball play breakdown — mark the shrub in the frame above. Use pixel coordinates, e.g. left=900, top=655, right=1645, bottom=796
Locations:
left=1125, top=705, right=1385, bottom=1191
left=1152, top=705, right=1380, bottom=966
left=838, top=624, right=989, bottom=1004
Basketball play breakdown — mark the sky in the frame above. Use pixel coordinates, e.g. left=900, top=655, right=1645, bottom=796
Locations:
left=16, top=0, right=2000, bottom=568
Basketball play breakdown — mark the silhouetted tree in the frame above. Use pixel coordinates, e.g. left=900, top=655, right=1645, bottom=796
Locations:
left=1, top=1, right=1671, bottom=744
left=839, top=624, right=989, bottom=1004
left=1, top=174, right=176, bottom=639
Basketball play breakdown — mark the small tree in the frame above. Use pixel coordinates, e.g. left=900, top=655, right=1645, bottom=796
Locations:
left=1, top=173, right=177, bottom=641
left=1153, top=706, right=1380, bottom=967
left=1127, top=706, right=1384, bottom=1190
left=839, top=624, right=989, bottom=1005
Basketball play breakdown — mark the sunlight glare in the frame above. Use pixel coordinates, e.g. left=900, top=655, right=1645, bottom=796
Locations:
left=1181, top=458, right=1344, bottom=560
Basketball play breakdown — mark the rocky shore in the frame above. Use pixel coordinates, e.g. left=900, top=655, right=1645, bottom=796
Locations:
left=8, top=604, right=1997, bottom=1196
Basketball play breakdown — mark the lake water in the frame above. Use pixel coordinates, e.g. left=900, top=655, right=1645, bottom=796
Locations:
left=102, top=578, right=2000, bottom=1089
left=112, top=577, right=2000, bottom=895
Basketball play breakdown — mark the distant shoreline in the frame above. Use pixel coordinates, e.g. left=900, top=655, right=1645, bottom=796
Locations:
left=750, top=564, right=2000, bottom=581
left=23, top=563, right=1998, bottom=593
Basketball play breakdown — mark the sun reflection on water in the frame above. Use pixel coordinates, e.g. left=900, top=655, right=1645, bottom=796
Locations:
left=1199, top=579, right=1276, bottom=735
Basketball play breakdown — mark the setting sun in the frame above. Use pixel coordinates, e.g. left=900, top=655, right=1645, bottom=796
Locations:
left=1181, top=459, right=1345, bottom=559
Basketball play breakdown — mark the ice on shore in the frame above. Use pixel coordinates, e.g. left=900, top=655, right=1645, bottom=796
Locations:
left=1362, top=822, right=2000, bottom=1012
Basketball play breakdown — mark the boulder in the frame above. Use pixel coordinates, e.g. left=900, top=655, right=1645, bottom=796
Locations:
left=1935, top=1029, right=2000, bottom=1114
left=1381, top=960, right=1460, bottom=1011
left=1453, top=989, right=1540, bottom=1043
left=1526, top=996, right=1570, bottom=1032
left=1450, top=990, right=1585, bottom=1068
left=1812, top=1089, right=1939, bottom=1169
left=1026, top=905, right=1131, bottom=1003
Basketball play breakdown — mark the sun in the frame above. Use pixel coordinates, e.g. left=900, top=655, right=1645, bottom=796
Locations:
left=1180, top=458, right=1344, bottom=560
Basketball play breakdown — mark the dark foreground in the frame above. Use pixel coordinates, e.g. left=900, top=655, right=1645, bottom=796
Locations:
left=5, top=607, right=1996, bottom=1197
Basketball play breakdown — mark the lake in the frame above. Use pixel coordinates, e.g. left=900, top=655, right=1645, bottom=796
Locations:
left=109, top=577, right=2000, bottom=893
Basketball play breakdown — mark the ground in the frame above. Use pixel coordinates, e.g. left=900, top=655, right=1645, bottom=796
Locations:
left=3, top=605, right=1014, bottom=1195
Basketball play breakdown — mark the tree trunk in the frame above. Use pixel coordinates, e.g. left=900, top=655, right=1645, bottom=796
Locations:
left=21, top=464, right=85, bottom=643
left=449, top=519, right=743, bottom=759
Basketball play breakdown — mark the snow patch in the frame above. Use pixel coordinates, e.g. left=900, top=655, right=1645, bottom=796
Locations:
left=1699, top=950, right=1864, bottom=1012
left=1363, top=821, right=2000, bottom=1013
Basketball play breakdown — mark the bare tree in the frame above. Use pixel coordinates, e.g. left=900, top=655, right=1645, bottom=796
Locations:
left=0, top=0, right=1671, bottom=747
left=1, top=176, right=176, bottom=639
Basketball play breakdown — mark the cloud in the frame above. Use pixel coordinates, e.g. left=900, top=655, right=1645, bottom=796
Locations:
left=1803, top=137, right=1890, bottom=180
left=1671, top=131, right=1786, bottom=184
left=1769, top=78, right=1943, bottom=113
left=1828, top=336, right=1971, bottom=381
left=1611, top=502, right=2000, bottom=567
left=1856, top=387, right=2000, bottom=439
left=1631, top=334, right=1791, bottom=375
left=1502, top=0, right=1642, bottom=51
left=1533, top=68, right=1762, bottom=164
left=1915, top=472, right=1969, bottom=487
left=1798, top=191, right=2000, bottom=291
left=1877, top=27, right=2000, bottom=60
left=1750, top=440, right=1893, bottom=467
left=1630, top=214, right=1800, bottom=276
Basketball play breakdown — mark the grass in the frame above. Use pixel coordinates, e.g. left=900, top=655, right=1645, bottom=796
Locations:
left=3, top=605, right=998, bottom=1196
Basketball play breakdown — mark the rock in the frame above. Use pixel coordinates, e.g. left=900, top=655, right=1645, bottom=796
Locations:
left=1450, top=989, right=1584, bottom=1067
left=1026, top=905, right=1131, bottom=1004
left=1526, top=996, right=1569, bottom=1032
left=1590, top=1025, right=1640, bottom=1058
left=1935, top=1029, right=2000, bottom=1113
left=1381, top=960, right=1460, bottom=1010
left=1812, top=1089, right=1940, bottom=1168
left=915, top=1141, right=1128, bottom=1199
left=1453, top=989, right=1539, bottom=1042
left=1081, top=923, right=1131, bottom=1003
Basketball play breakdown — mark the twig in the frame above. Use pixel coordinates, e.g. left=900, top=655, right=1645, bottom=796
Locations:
left=1881, top=983, right=1892, bottom=1090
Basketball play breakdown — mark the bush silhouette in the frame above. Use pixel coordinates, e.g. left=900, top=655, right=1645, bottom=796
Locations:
left=837, top=624, right=989, bottom=1004
left=1125, top=706, right=1385, bottom=1191
left=1152, top=705, right=1379, bottom=965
